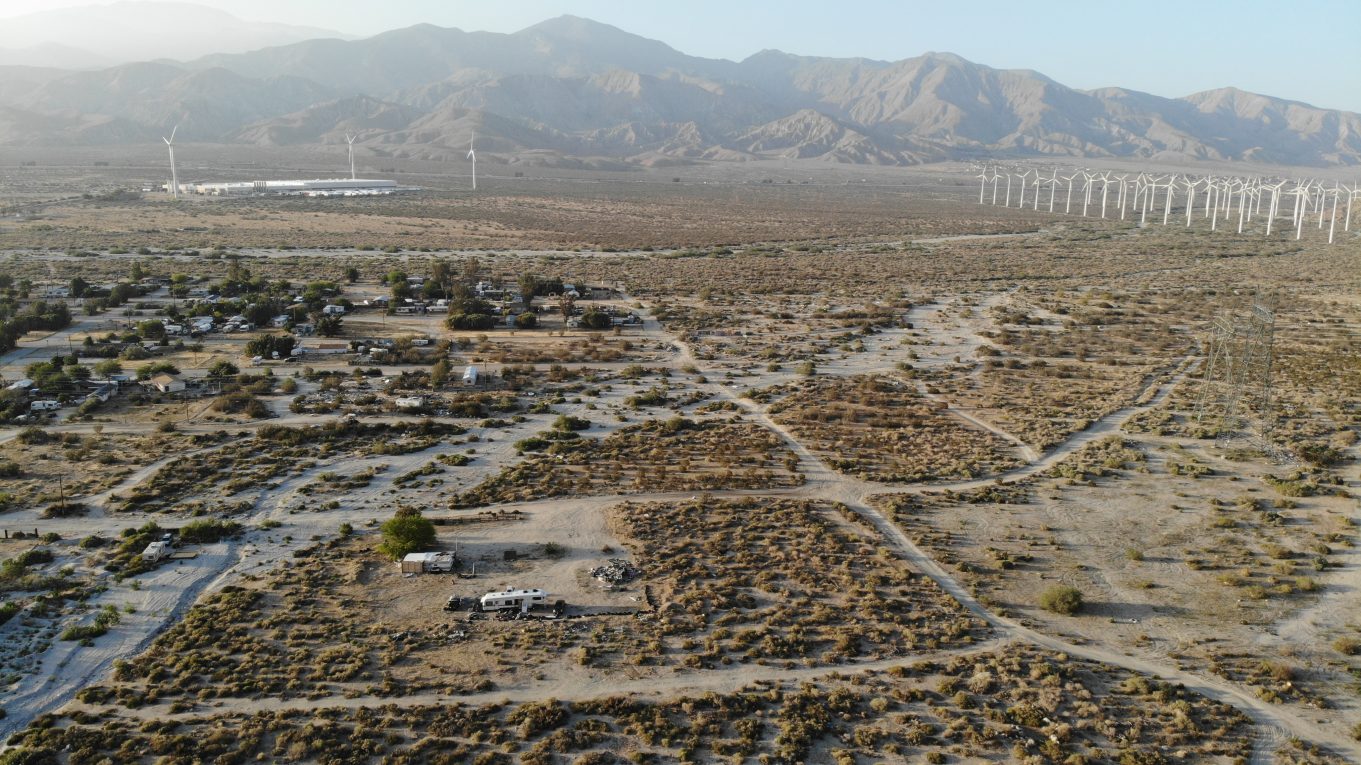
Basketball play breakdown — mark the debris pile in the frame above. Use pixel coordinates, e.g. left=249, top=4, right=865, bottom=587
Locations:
left=591, top=558, right=640, bottom=585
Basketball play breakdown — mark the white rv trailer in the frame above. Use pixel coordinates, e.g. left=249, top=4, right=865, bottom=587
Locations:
left=478, top=588, right=548, bottom=613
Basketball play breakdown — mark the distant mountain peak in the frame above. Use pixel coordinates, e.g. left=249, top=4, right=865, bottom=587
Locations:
left=0, top=14, right=1356, bottom=167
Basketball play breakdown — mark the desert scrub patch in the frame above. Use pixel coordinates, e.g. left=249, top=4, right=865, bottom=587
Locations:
left=768, top=374, right=1022, bottom=482
left=117, top=419, right=464, bottom=513
left=21, top=645, right=1256, bottom=764
left=452, top=417, right=801, bottom=507
left=608, top=496, right=987, bottom=665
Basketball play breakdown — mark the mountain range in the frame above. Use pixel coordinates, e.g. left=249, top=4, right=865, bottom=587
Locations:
left=1, top=11, right=1357, bottom=168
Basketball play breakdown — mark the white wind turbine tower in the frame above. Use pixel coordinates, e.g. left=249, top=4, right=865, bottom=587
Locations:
left=1262, top=180, right=1285, bottom=236
left=1063, top=173, right=1078, bottom=215
left=1292, top=181, right=1311, bottom=240
left=976, top=168, right=989, bottom=204
left=467, top=131, right=477, bottom=191
left=345, top=133, right=357, bottom=180
left=1032, top=173, right=1042, bottom=211
left=990, top=169, right=1001, bottom=205
left=1098, top=172, right=1111, bottom=218
left=1161, top=174, right=1177, bottom=225
left=1328, top=184, right=1340, bottom=243
left=1004, top=172, right=1013, bottom=208
left=1182, top=177, right=1198, bottom=227
left=1140, top=175, right=1158, bottom=225
left=1016, top=169, right=1031, bottom=209
left=1045, top=170, right=1059, bottom=213
left=163, top=125, right=179, bottom=200
left=1235, top=178, right=1249, bottom=233
left=1343, top=183, right=1356, bottom=232
left=1080, top=171, right=1094, bottom=217
left=1115, top=174, right=1129, bottom=220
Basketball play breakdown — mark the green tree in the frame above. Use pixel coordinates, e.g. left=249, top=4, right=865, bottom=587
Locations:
left=344, top=266, right=359, bottom=283
left=207, top=360, right=239, bottom=379
left=69, top=276, right=90, bottom=298
left=461, top=256, right=481, bottom=286
left=517, top=272, right=539, bottom=310
left=93, top=359, right=122, bottom=377
left=514, top=311, right=538, bottom=329
left=245, top=334, right=296, bottom=359
left=580, top=308, right=611, bottom=330
left=558, top=291, right=576, bottom=322
left=430, top=358, right=451, bottom=389
left=314, top=313, right=344, bottom=337
left=136, top=320, right=166, bottom=340
left=378, top=507, right=436, bottom=560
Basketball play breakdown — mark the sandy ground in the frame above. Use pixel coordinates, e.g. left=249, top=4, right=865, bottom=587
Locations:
left=0, top=278, right=1357, bottom=762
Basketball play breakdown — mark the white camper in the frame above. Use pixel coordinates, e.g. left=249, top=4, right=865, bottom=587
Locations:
left=478, top=588, right=548, bottom=613
left=143, top=541, right=170, bottom=562
left=462, top=366, right=479, bottom=385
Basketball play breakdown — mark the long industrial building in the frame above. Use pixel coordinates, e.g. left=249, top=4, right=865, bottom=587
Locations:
left=164, top=178, right=416, bottom=197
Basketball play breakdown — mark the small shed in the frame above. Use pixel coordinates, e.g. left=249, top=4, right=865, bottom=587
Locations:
left=462, top=366, right=479, bottom=385
left=400, top=552, right=455, bottom=574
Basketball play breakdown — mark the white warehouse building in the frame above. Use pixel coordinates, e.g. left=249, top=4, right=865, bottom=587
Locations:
left=167, top=178, right=411, bottom=197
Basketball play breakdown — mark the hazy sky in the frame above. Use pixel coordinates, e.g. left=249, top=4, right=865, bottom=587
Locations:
left=4, top=0, right=1359, bottom=111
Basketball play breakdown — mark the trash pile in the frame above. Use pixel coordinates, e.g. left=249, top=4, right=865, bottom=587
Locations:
left=591, top=558, right=641, bottom=585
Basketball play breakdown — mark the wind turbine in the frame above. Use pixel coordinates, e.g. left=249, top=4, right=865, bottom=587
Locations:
left=976, top=168, right=989, bottom=204
left=345, top=133, right=357, bottom=180
left=1343, top=183, right=1356, bottom=232
left=1032, top=173, right=1042, bottom=211
left=1182, top=177, right=1197, bottom=227
left=1292, top=181, right=1311, bottom=240
left=1063, top=173, right=1078, bottom=215
left=1016, top=169, right=1031, bottom=209
left=1004, top=172, right=1013, bottom=208
left=1045, top=170, right=1059, bottom=213
left=1115, top=174, right=1129, bottom=220
left=1162, top=174, right=1176, bottom=225
left=1099, top=172, right=1111, bottom=218
left=990, top=169, right=1001, bottom=205
left=467, top=132, right=477, bottom=191
left=163, top=125, right=179, bottom=200
left=1328, top=184, right=1340, bottom=244
left=1263, top=180, right=1286, bottom=236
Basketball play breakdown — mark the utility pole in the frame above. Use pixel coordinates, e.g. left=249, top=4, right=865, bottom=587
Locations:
left=1195, top=293, right=1282, bottom=456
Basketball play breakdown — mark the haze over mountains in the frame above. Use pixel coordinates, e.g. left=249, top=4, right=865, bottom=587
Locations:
left=1, top=7, right=1358, bottom=168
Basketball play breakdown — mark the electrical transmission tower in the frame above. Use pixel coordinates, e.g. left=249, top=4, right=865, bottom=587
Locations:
left=1194, top=294, right=1279, bottom=450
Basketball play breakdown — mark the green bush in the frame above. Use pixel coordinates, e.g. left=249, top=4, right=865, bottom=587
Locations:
left=1039, top=585, right=1084, bottom=615
left=177, top=519, right=243, bottom=544
left=580, top=309, right=612, bottom=330
left=447, top=312, right=497, bottom=331
left=378, top=509, right=436, bottom=561
left=514, top=312, right=538, bottom=329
